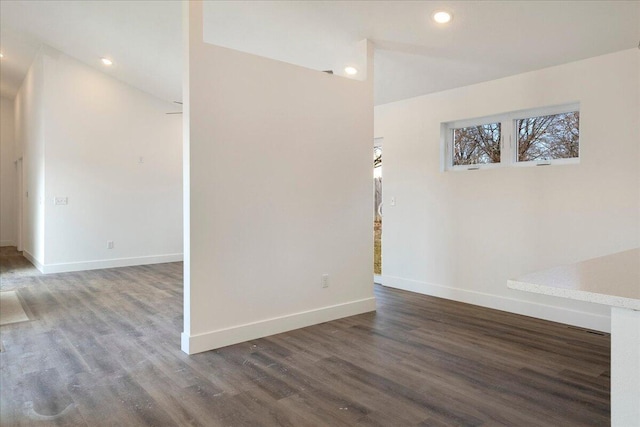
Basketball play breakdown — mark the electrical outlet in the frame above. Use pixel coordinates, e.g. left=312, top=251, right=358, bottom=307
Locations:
left=321, top=274, right=329, bottom=288
left=107, top=241, right=114, bottom=249
left=54, top=196, right=68, bottom=205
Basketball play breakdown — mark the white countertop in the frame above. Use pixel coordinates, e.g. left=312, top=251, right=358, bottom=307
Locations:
left=507, top=248, right=640, bottom=310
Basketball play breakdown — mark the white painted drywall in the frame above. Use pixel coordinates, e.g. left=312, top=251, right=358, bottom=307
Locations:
left=374, top=49, right=640, bottom=332
left=182, top=1, right=375, bottom=354
left=41, top=49, right=183, bottom=272
left=0, top=96, right=17, bottom=247
left=611, top=307, right=640, bottom=426
left=13, top=47, right=183, bottom=273
left=14, top=54, right=45, bottom=265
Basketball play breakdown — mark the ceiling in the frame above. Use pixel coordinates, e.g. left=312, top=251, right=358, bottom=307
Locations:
left=0, top=1, right=182, bottom=102
left=1, top=1, right=638, bottom=105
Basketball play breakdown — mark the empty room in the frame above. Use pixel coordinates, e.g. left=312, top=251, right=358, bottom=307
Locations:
left=0, top=1, right=638, bottom=426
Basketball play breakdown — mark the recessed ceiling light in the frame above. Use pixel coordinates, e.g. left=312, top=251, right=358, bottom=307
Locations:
left=101, top=57, right=113, bottom=66
left=345, top=66, right=358, bottom=75
left=0, top=53, right=4, bottom=59
left=433, top=11, right=453, bottom=24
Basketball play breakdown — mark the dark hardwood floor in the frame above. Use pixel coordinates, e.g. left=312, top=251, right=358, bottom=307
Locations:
left=0, top=248, right=610, bottom=426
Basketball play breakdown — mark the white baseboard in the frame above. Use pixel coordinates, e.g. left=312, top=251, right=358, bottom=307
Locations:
left=181, top=296, right=377, bottom=355
left=379, top=275, right=610, bottom=333
left=41, top=253, right=184, bottom=274
left=0, top=240, right=16, bottom=247
left=22, top=250, right=44, bottom=273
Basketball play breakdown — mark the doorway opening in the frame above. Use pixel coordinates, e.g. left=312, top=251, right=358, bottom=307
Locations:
left=373, top=140, right=382, bottom=276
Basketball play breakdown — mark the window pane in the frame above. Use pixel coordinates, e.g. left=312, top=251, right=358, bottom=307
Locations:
left=517, top=111, right=579, bottom=162
left=452, top=123, right=501, bottom=166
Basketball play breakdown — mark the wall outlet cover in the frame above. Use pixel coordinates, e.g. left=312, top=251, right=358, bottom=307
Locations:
left=321, top=274, right=329, bottom=288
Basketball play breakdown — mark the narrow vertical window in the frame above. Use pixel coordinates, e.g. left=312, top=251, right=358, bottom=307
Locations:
left=373, top=145, right=382, bottom=275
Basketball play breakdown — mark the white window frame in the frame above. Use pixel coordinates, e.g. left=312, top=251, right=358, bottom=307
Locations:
left=510, top=103, right=580, bottom=167
left=442, top=102, right=580, bottom=171
left=442, top=113, right=505, bottom=171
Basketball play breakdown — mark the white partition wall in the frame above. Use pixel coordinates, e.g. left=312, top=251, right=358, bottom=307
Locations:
left=14, top=55, right=45, bottom=266
left=182, top=1, right=375, bottom=354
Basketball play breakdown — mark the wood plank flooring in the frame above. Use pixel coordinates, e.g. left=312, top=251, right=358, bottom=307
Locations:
left=0, top=248, right=610, bottom=426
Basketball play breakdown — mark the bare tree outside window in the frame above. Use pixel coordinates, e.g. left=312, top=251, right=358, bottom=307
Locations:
left=452, top=123, right=501, bottom=165
left=444, top=104, right=579, bottom=170
left=373, top=146, right=382, bottom=275
left=517, top=111, right=579, bottom=162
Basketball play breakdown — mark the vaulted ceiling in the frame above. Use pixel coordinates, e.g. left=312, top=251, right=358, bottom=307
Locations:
left=1, top=1, right=638, bottom=105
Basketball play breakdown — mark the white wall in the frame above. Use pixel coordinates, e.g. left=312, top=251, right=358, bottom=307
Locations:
left=375, top=49, right=640, bottom=332
left=14, top=47, right=183, bottom=273
left=182, top=1, right=375, bottom=354
left=0, top=96, right=17, bottom=247
left=41, top=49, right=183, bottom=272
left=15, top=54, right=45, bottom=265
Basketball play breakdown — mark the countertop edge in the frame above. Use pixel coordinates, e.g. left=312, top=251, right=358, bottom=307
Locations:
left=507, top=279, right=640, bottom=311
